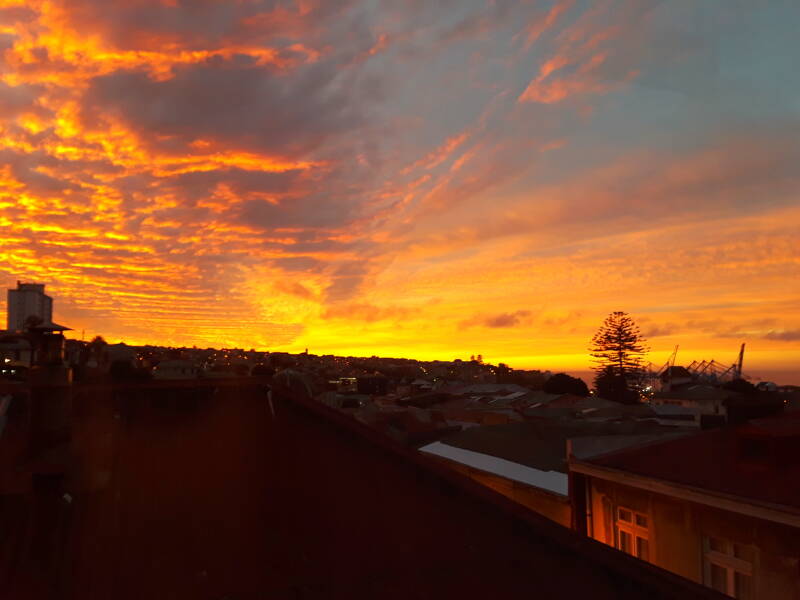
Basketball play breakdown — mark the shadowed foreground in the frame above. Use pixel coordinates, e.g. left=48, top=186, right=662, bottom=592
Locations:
left=50, top=383, right=689, bottom=599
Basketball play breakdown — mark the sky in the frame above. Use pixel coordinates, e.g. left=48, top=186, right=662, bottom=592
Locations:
left=0, top=0, right=798, bottom=383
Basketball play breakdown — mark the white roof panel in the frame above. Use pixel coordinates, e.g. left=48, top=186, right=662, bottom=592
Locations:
left=419, top=441, right=568, bottom=496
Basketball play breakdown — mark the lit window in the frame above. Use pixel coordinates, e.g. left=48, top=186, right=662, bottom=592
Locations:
left=615, top=506, right=649, bottom=561
left=703, top=537, right=754, bottom=599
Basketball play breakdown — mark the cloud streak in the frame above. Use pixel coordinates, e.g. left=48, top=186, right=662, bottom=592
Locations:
left=0, top=0, right=797, bottom=381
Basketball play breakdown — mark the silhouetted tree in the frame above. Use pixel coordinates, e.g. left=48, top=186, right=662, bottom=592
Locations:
left=88, top=335, right=108, bottom=366
left=507, top=369, right=549, bottom=390
left=722, top=378, right=758, bottom=396
left=495, top=363, right=511, bottom=383
left=544, top=373, right=589, bottom=396
left=594, top=366, right=639, bottom=404
left=23, top=315, right=44, bottom=330
left=590, top=312, right=648, bottom=403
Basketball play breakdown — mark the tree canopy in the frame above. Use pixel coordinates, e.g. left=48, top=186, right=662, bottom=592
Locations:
left=590, top=312, right=648, bottom=376
left=594, top=366, right=640, bottom=404
left=23, top=315, right=44, bottom=330
left=722, top=378, right=758, bottom=396
left=589, top=311, right=648, bottom=402
left=543, top=373, right=589, bottom=396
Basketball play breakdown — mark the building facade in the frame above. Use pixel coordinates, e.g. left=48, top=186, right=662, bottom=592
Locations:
left=6, top=282, right=53, bottom=331
left=570, top=416, right=800, bottom=599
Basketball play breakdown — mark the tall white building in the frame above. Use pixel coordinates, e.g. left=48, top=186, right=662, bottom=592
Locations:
left=7, top=281, right=53, bottom=331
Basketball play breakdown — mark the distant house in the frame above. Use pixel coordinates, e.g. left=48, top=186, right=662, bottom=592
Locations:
left=434, top=405, right=523, bottom=426
left=153, top=359, right=199, bottom=380
left=0, top=335, right=33, bottom=368
left=410, top=378, right=434, bottom=393
left=440, top=383, right=531, bottom=396
left=336, top=377, right=358, bottom=393
left=649, top=403, right=702, bottom=428
left=357, top=376, right=389, bottom=396
left=229, top=359, right=252, bottom=376
left=319, top=392, right=464, bottom=448
left=203, top=365, right=233, bottom=379
left=659, top=366, right=695, bottom=392
left=651, top=384, right=784, bottom=426
left=651, top=384, right=730, bottom=415
left=570, top=412, right=800, bottom=599
left=522, top=394, right=658, bottom=423
left=0, top=322, right=71, bottom=370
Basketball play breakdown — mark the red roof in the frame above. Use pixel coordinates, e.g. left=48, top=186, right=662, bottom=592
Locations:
left=585, top=411, right=800, bottom=511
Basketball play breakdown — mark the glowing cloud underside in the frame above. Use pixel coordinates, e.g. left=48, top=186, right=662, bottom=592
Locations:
left=0, top=0, right=798, bottom=382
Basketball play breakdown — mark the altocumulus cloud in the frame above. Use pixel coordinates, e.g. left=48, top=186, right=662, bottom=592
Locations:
left=0, top=0, right=797, bottom=376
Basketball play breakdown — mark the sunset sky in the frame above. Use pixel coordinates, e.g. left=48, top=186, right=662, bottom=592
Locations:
left=0, top=0, right=798, bottom=382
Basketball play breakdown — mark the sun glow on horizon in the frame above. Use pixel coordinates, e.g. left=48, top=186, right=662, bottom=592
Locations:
left=0, top=0, right=798, bottom=383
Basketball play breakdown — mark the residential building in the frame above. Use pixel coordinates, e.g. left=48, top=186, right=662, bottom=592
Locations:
left=0, top=335, right=33, bottom=367
left=0, top=322, right=71, bottom=373
left=651, top=384, right=731, bottom=417
left=6, top=282, right=53, bottom=331
left=421, top=420, right=681, bottom=528
left=652, top=383, right=784, bottom=426
left=153, top=359, right=200, bottom=380
left=570, top=412, right=800, bottom=599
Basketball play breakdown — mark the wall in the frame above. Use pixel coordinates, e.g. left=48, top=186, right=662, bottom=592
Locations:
left=433, top=456, right=572, bottom=527
left=587, top=478, right=800, bottom=599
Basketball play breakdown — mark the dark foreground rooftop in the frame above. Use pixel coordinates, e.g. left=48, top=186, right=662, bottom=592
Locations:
left=587, top=410, right=800, bottom=511
left=5, top=381, right=723, bottom=599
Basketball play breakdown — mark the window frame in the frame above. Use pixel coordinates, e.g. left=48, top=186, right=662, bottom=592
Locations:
left=702, top=537, right=753, bottom=599
left=615, top=506, right=650, bottom=561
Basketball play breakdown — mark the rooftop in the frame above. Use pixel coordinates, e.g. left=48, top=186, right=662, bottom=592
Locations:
left=3, top=379, right=726, bottom=599
left=426, top=419, right=677, bottom=474
left=581, top=411, right=800, bottom=512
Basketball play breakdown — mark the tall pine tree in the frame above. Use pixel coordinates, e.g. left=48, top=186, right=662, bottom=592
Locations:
left=589, top=312, right=648, bottom=403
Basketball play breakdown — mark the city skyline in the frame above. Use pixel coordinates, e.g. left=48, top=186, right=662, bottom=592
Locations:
left=0, top=280, right=792, bottom=386
left=0, top=1, right=798, bottom=383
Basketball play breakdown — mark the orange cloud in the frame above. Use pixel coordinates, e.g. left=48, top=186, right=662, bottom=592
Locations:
left=401, top=131, right=470, bottom=174
left=0, top=0, right=797, bottom=385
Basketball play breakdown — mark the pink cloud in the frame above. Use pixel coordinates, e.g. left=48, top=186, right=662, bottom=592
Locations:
left=519, top=0, right=575, bottom=50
